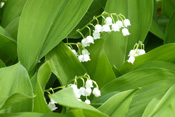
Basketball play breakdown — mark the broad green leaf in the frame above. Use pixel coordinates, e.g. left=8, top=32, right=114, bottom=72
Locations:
left=1, top=0, right=27, bottom=27
left=104, top=0, right=154, bottom=69
left=83, top=39, right=116, bottom=88
left=33, top=62, right=52, bottom=112
left=46, top=42, right=86, bottom=86
left=101, top=68, right=175, bottom=117
left=142, top=85, right=175, bottom=117
left=150, top=19, right=164, bottom=40
left=50, top=87, right=107, bottom=117
left=162, top=0, right=175, bottom=17
left=0, top=112, right=66, bottom=117
left=0, top=63, right=33, bottom=112
left=135, top=61, right=175, bottom=72
left=67, top=108, right=109, bottom=117
left=120, top=43, right=175, bottom=74
left=5, top=17, right=19, bottom=40
left=164, top=12, right=175, bottom=44
left=0, top=26, right=17, bottom=62
left=18, top=0, right=93, bottom=71
left=98, top=89, right=139, bottom=117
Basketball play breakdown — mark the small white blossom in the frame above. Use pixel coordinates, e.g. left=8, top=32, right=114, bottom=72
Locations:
left=86, top=36, right=94, bottom=44
left=112, top=23, right=120, bottom=32
left=79, top=87, right=86, bottom=96
left=93, top=88, right=101, bottom=97
left=116, top=20, right=123, bottom=28
left=81, top=36, right=94, bottom=47
left=128, top=50, right=137, bottom=56
left=124, top=19, right=131, bottom=27
left=85, top=88, right=92, bottom=96
left=82, top=49, right=90, bottom=55
left=95, top=24, right=102, bottom=32
left=138, top=49, right=145, bottom=55
left=78, top=54, right=91, bottom=62
left=93, top=31, right=101, bottom=39
left=122, top=28, right=130, bottom=36
left=85, top=99, right=91, bottom=104
left=102, top=25, right=111, bottom=32
left=127, top=56, right=135, bottom=64
left=48, top=102, right=57, bottom=111
left=1, top=2, right=4, bottom=8
left=85, top=79, right=93, bottom=88
left=70, top=84, right=81, bottom=98
left=105, top=17, right=113, bottom=25
left=81, top=39, right=90, bottom=47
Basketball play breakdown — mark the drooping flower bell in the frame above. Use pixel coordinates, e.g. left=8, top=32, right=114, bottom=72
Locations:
left=105, top=17, right=113, bottom=25
left=122, top=28, right=130, bottom=36
left=102, top=25, right=111, bottom=32
left=123, top=19, right=131, bottom=27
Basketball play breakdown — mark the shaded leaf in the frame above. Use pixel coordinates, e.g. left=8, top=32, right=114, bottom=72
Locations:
left=1, top=0, right=27, bottom=27
left=46, top=42, right=86, bottom=86
left=164, top=11, right=175, bottom=44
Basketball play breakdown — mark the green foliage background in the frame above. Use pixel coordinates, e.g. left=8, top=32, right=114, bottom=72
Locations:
left=0, top=0, right=175, bottom=116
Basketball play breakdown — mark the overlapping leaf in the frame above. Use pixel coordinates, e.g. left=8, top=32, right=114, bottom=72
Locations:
left=1, top=0, right=27, bottom=27
left=18, top=0, right=93, bottom=71
left=46, top=42, right=86, bottom=86
left=33, top=62, right=52, bottom=112
left=0, top=63, right=33, bottom=112
left=101, top=68, right=175, bottom=116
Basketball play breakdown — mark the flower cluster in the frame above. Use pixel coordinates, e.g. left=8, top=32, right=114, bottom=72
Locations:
left=66, top=12, right=131, bottom=63
left=127, top=41, right=146, bottom=64
left=69, top=73, right=101, bottom=104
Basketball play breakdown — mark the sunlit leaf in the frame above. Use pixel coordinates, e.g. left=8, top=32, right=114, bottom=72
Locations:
left=18, top=0, right=93, bottom=71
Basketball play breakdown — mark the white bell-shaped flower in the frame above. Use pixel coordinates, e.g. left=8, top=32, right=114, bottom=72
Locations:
left=85, top=87, right=92, bottom=96
left=81, top=39, right=90, bottom=47
left=102, top=25, right=111, bottom=32
left=93, top=31, right=100, bottom=39
left=78, top=55, right=84, bottom=62
left=112, top=23, right=120, bottom=32
left=85, top=99, right=91, bottom=104
left=92, top=88, right=101, bottom=97
left=105, top=17, right=113, bottom=25
left=122, top=28, right=130, bottom=36
left=128, top=50, right=136, bottom=56
left=124, top=19, right=131, bottom=27
left=70, top=84, right=81, bottom=98
left=86, top=36, right=94, bottom=44
left=48, top=102, right=57, bottom=111
left=116, top=20, right=123, bottom=28
left=138, top=49, right=145, bottom=55
left=85, top=79, right=93, bottom=88
left=78, top=54, right=91, bottom=62
left=82, top=49, right=90, bottom=55
left=79, top=87, right=86, bottom=96
left=95, top=24, right=102, bottom=32
left=127, top=56, right=135, bottom=64
left=83, top=54, right=91, bottom=62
